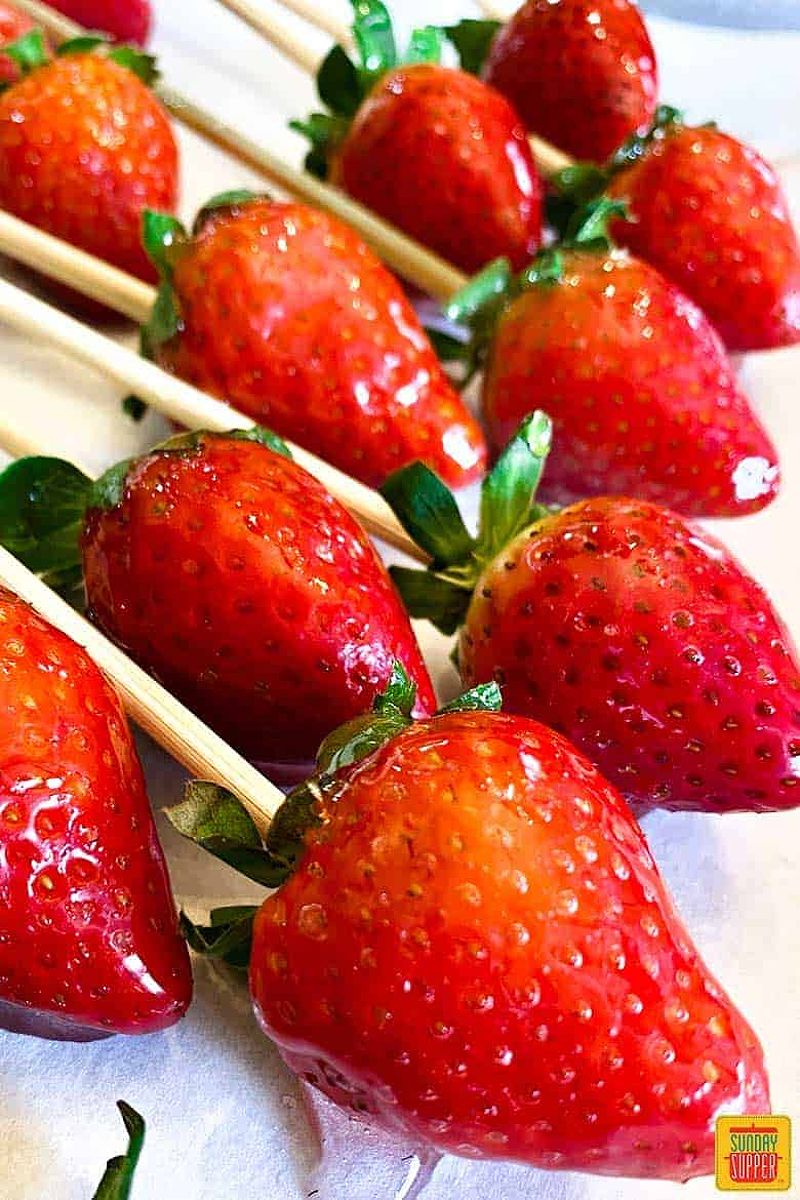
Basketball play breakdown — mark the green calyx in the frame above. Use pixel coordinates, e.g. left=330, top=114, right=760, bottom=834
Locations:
left=442, top=18, right=501, bottom=75
left=91, top=1102, right=145, bottom=1200
left=167, top=664, right=501, bottom=969
left=0, top=30, right=159, bottom=89
left=440, top=198, right=627, bottom=380
left=547, top=105, right=685, bottom=235
left=292, top=1, right=446, bottom=180
left=382, top=411, right=553, bottom=636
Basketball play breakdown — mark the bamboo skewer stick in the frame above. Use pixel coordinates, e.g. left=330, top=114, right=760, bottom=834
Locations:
left=477, top=0, right=506, bottom=19
left=265, top=0, right=352, bottom=45
left=11, top=0, right=467, bottom=303
left=0, top=274, right=428, bottom=563
left=0, top=540, right=283, bottom=835
left=0, top=211, right=153, bottom=323
left=259, top=0, right=574, bottom=175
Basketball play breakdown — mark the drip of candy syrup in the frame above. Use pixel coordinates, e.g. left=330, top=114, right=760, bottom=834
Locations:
left=302, top=1084, right=442, bottom=1199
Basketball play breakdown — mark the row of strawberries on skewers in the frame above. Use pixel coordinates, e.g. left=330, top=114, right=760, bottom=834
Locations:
left=0, top=0, right=799, bottom=1189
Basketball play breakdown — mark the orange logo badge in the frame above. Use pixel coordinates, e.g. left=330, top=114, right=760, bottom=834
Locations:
left=716, top=1115, right=792, bottom=1191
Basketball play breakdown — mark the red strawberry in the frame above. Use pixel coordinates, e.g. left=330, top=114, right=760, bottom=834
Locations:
left=330, top=64, right=543, bottom=274
left=465, top=229, right=780, bottom=517
left=229, top=689, right=767, bottom=1180
left=382, top=413, right=800, bottom=814
left=480, top=0, right=658, bottom=162
left=0, top=42, right=177, bottom=283
left=0, top=431, right=436, bottom=765
left=49, top=0, right=152, bottom=45
left=142, top=196, right=486, bottom=490
left=0, top=588, right=192, bottom=1040
left=292, top=9, right=542, bottom=274
left=0, top=2, right=34, bottom=83
left=605, top=116, right=800, bottom=351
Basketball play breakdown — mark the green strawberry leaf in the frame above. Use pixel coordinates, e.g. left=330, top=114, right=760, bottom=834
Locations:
left=421, top=325, right=471, bottom=366
left=192, top=190, right=261, bottom=236
left=290, top=113, right=350, bottom=176
left=564, top=196, right=629, bottom=250
left=439, top=681, right=502, bottom=714
left=141, top=211, right=186, bottom=280
left=442, top=18, right=501, bottom=75
left=389, top=566, right=472, bottom=636
left=350, top=0, right=397, bottom=82
left=122, top=394, right=147, bottom=422
left=475, top=411, right=553, bottom=563
left=381, top=462, right=474, bottom=568
left=56, top=34, right=109, bottom=56
left=519, top=248, right=564, bottom=288
left=139, top=279, right=181, bottom=361
left=226, top=426, right=293, bottom=460
left=181, top=906, right=257, bottom=971
left=407, top=25, right=444, bottom=65
left=0, top=457, right=92, bottom=600
left=4, top=29, right=49, bottom=72
left=90, top=458, right=134, bottom=511
left=445, top=257, right=513, bottom=327
left=107, top=46, right=159, bottom=86
left=545, top=162, right=610, bottom=237
left=165, top=781, right=291, bottom=888
left=317, top=43, right=363, bottom=118
left=373, top=660, right=417, bottom=716
left=610, top=103, right=684, bottom=171
left=92, top=1102, right=145, bottom=1200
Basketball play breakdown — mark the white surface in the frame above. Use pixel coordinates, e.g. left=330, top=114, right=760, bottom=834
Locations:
left=1, top=3, right=799, bottom=1198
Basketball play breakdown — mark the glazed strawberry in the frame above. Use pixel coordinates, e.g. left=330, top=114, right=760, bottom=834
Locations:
left=0, top=587, right=192, bottom=1040
left=0, top=36, right=177, bottom=282
left=170, top=676, right=768, bottom=1179
left=602, top=113, right=800, bottom=350
left=292, top=5, right=542, bottom=273
left=0, top=431, right=435, bottom=764
left=383, top=413, right=800, bottom=813
left=50, top=0, right=152, bottom=45
left=451, top=207, right=779, bottom=517
left=450, top=0, right=659, bottom=162
left=0, top=2, right=34, bottom=83
left=142, top=196, right=486, bottom=489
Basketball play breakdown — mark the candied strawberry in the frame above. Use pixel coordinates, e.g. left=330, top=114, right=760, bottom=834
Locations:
left=0, top=588, right=191, bottom=1040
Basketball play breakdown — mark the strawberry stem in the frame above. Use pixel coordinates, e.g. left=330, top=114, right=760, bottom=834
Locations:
left=92, top=1102, right=145, bottom=1200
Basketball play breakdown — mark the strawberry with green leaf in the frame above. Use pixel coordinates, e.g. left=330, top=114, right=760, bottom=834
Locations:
left=139, top=193, right=486, bottom=489
left=549, top=107, right=800, bottom=352
left=0, top=428, right=436, bottom=765
left=168, top=668, right=769, bottom=1181
left=443, top=199, right=779, bottom=518
left=0, top=29, right=177, bottom=282
left=292, top=0, right=542, bottom=274
left=381, top=412, right=800, bottom=815
left=446, top=0, right=659, bottom=164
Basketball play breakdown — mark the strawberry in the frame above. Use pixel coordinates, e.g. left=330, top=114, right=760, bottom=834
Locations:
left=292, top=3, right=542, bottom=274
left=449, top=0, right=658, bottom=163
left=140, top=195, right=486, bottom=490
left=49, top=0, right=152, bottom=46
left=0, top=432, right=436, bottom=765
left=0, top=2, right=34, bottom=83
left=169, top=673, right=769, bottom=1180
left=0, top=587, right=192, bottom=1041
left=552, top=109, right=800, bottom=351
left=382, top=413, right=800, bottom=814
left=0, top=33, right=177, bottom=283
left=446, top=202, right=780, bottom=518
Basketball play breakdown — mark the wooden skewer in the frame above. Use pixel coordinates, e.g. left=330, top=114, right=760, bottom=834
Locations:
left=259, top=0, right=574, bottom=176
left=0, top=541, right=283, bottom=835
left=477, top=0, right=506, bottom=18
left=0, top=273, right=428, bottom=563
left=11, top=0, right=467, bottom=303
left=263, top=0, right=352, bottom=45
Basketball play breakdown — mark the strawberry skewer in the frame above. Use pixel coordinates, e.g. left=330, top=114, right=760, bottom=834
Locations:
left=0, top=420, right=436, bottom=764
left=0, top=269, right=427, bottom=561
left=10, top=0, right=469, bottom=301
